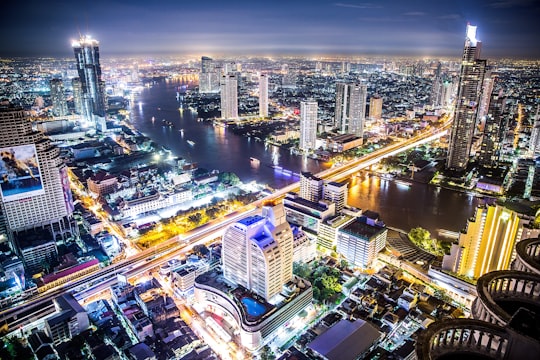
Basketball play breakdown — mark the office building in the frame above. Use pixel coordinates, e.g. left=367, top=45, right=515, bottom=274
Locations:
left=222, top=203, right=293, bottom=300
left=442, top=203, right=540, bottom=279
left=446, top=24, right=487, bottom=171
left=300, top=100, right=318, bottom=152
left=323, top=181, right=348, bottom=212
left=300, top=172, right=323, bottom=202
left=195, top=202, right=312, bottom=351
left=259, top=74, right=268, bottom=118
left=199, top=56, right=219, bottom=93
left=71, top=77, right=84, bottom=115
left=220, top=74, right=238, bottom=119
left=284, top=193, right=336, bottom=235
left=335, top=82, right=367, bottom=137
left=44, top=294, right=89, bottom=345
left=478, top=87, right=506, bottom=168
left=430, top=62, right=443, bottom=108
left=15, top=229, right=58, bottom=274
left=0, top=104, right=76, bottom=244
left=368, top=95, right=383, bottom=120
left=49, top=78, right=68, bottom=117
left=337, top=216, right=387, bottom=269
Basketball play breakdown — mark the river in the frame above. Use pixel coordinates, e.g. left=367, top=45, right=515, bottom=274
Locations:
left=130, top=79, right=489, bottom=237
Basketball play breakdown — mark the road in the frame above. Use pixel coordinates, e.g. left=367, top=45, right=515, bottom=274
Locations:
left=0, top=123, right=450, bottom=332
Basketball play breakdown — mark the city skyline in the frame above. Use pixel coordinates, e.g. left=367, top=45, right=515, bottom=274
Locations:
left=1, top=0, right=540, bottom=58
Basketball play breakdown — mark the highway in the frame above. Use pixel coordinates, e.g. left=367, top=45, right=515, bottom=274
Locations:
left=0, top=122, right=449, bottom=332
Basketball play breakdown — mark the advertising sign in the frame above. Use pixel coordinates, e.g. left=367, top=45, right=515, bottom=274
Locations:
left=0, top=144, right=44, bottom=201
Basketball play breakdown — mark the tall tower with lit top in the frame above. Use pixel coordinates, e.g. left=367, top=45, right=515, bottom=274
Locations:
left=446, top=24, right=487, bottom=171
left=72, top=35, right=106, bottom=123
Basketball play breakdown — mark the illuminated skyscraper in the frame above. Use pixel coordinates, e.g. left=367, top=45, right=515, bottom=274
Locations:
left=446, top=24, right=487, bottom=171
left=0, top=103, right=76, bottom=244
left=72, top=35, right=106, bottom=122
left=478, top=86, right=506, bottom=168
left=49, top=78, right=68, bottom=117
left=335, top=82, right=367, bottom=137
left=220, top=74, right=238, bottom=119
left=368, top=95, right=383, bottom=120
left=300, top=100, right=318, bottom=152
left=259, top=74, right=268, bottom=118
left=442, top=203, right=540, bottom=279
left=221, top=203, right=293, bottom=300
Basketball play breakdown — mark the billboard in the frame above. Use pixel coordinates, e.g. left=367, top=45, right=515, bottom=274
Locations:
left=60, top=167, right=74, bottom=213
left=0, top=144, right=44, bottom=202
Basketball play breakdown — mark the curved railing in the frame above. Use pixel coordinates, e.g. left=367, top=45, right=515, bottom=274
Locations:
left=513, top=237, right=540, bottom=275
left=472, top=270, right=540, bottom=326
left=416, top=319, right=510, bottom=359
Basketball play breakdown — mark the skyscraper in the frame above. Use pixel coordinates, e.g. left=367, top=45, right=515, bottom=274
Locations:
left=300, top=100, right=318, bottom=152
left=72, top=35, right=106, bottom=122
left=529, top=105, right=540, bottom=156
left=221, top=203, right=293, bottom=301
left=199, top=56, right=218, bottom=93
left=368, top=95, right=383, bottom=121
left=446, top=24, right=487, bottom=171
left=335, top=82, right=367, bottom=137
left=71, top=77, right=84, bottom=115
left=0, top=103, right=76, bottom=244
left=259, top=74, right=268, bottom=118
left=478, top=86, right=506, bottom=168
left=49, top=78, right=68, bottom=117
left=430, top=62, right=443, bottom=108
left=220, top=74, right=238, bottom=119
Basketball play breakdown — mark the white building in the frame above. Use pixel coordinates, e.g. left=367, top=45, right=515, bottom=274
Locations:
left=259, top=74, right=268, bottom=118
left=323, top=181, right=348, bottom=212
left=300, top=100, right=318, bottom=152
left=0, top=105, right=76, bottom=242
left=335, top=83, right=367, bottom=137
left=337, top=217, right=387, bottom=269
left=300, top=172, right=323, bottom=202
left=220, top=74, right=238, bottom=119
left=222, top=203, right=293, bottom=300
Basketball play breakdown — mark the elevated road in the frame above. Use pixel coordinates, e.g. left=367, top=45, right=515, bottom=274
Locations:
left=0, top=124, right=449, bottom=332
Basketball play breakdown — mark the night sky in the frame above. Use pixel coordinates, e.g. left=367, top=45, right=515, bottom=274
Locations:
left=1, top=0, right=539, bottom=58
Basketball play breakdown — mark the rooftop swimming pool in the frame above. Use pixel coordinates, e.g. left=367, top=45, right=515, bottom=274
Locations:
left=241, top=297, right=266, bottom=317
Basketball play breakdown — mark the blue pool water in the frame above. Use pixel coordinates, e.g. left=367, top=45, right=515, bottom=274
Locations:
left=241, top=297, right=266, bottom=317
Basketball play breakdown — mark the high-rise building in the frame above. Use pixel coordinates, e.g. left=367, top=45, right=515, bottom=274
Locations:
left=300, top=100, right=318, bottom=152
left=368, top=95, right=383, bottom=121
left=72, top=35, right=106, bottom=122
left=49, top=78, right=68, bottom=117
left=299, top=172, right=323, bottom=202
left=478, top=86, right=506, bottom=168
left=71, top=77, right=84, bottom=115
left=337, top=216, right=387, bottom=269
left=220, top=74, right=238, bottom=119
left=323, top=181, right=348, bottom=212
left=430, top=62, right=443, bottom=108
left=446, top=24, right=487, bottom=171
left=529, top=105, right=540, bottom=156
left=259, top=74, right=268, bottom=118
left=442, top=203, right=540, bottom=279
left=335, top=83, right=367, bottom=137
left=0, top=104, right=76, bottom=244
left=199, top=56, right=218, bottom=93
left=221, top=203, right=293, bottom=301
